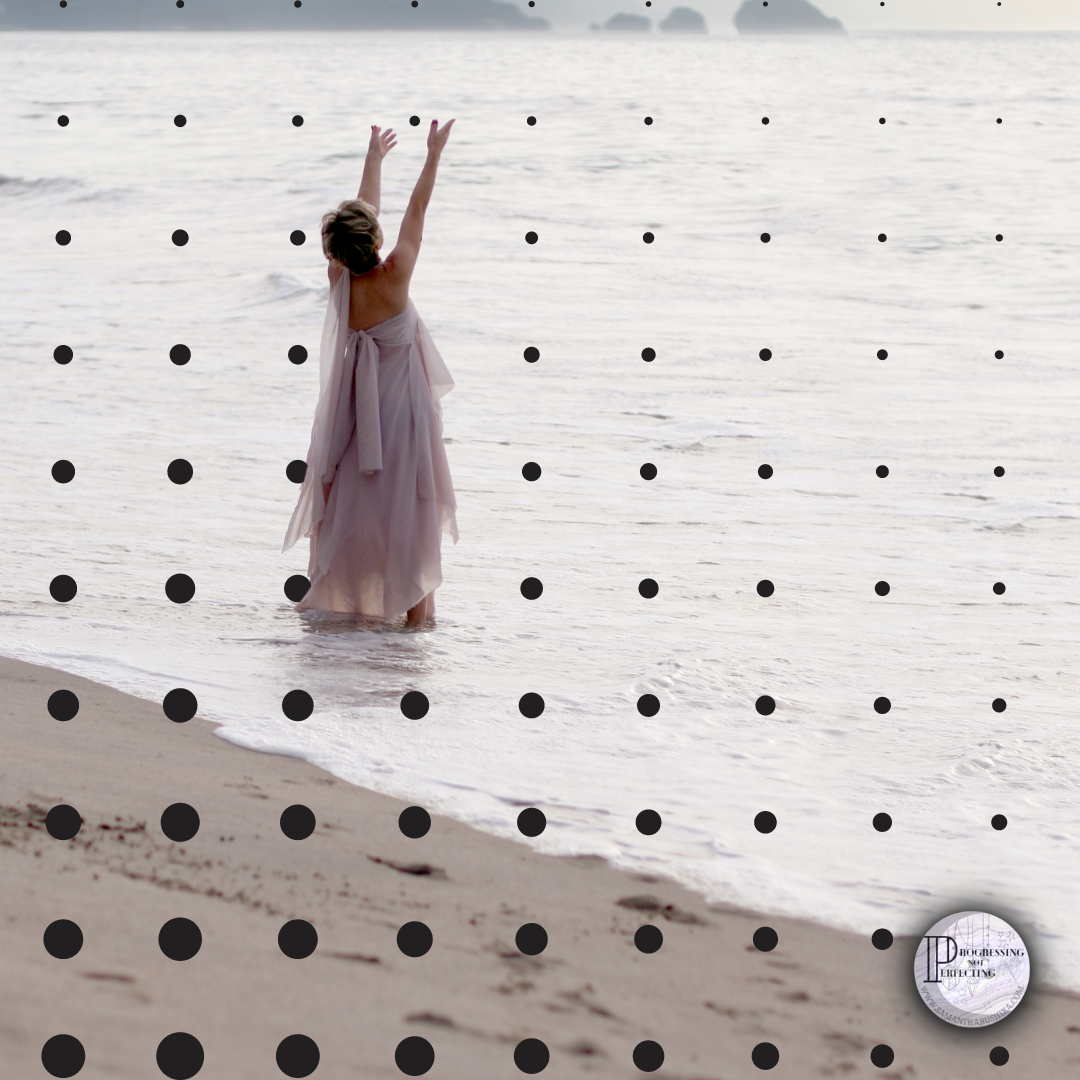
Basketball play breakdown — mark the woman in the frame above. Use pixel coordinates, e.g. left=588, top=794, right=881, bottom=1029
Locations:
left=282, top=120, right=459, bottom=629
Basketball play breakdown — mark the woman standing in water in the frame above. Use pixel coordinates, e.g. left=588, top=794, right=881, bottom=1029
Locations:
left=282, top=120, right=459, bottom=629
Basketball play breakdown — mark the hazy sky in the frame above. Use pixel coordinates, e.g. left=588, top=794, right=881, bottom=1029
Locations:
left=548, top=0, right=1080, bottom=32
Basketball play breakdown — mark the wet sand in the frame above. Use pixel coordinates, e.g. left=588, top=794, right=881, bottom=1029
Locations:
left=1, top=653, right=1077, bottom=1078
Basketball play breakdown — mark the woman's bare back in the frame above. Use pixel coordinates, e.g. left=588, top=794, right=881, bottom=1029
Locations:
left=347, top=260, right=409, bottom=331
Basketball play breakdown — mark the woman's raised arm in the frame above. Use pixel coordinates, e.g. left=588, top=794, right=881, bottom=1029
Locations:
left=356, top=125, right=397, bottom=214
left=386, top=119, right=454, bottom=279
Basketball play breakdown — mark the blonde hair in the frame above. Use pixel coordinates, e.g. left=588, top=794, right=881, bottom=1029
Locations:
left=321, top=198, right=384, bottom=275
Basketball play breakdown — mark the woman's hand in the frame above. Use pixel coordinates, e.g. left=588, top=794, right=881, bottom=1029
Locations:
left=321, top=479, right=332, bottom=504
left=427, top=118, right=455, bottom=155
left=368, top=125, right=397, bottom=159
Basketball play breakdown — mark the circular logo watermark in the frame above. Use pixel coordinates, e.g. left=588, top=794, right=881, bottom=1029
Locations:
left=914, top=911, right=1029, bottom=1026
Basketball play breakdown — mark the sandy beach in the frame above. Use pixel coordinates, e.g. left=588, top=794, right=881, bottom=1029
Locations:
left=1, top=653, right=1077, bottom=1078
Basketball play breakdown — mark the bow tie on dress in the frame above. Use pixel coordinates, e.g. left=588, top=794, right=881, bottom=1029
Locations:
left=352, top=328, right=383, bottom=477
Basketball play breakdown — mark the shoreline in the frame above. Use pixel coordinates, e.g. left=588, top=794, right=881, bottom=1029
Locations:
left=2, top=653, right=1077, bottom=1078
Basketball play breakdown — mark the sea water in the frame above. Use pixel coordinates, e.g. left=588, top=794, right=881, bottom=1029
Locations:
left=3, top=29, right=1080, bottom=991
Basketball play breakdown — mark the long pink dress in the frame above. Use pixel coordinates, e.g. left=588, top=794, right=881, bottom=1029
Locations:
left=282, top=268, right=459, bottom=620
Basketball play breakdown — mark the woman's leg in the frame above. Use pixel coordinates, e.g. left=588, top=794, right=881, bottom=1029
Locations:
left=406, top=590, right=435, bottom=626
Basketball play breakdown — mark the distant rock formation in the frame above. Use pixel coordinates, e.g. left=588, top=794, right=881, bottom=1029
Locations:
left=0, top=0, right=549, bottom=30
left=604, top=12, right=651, bottom=30
left=659, top=6, right=706, bottom=32
left=734, top=0, right=844, bottom=34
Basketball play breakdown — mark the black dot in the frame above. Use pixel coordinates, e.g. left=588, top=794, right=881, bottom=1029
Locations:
left=48, top=689, right=79, bottom=721
left=279, top=919, right=319, bottom=959
left=295, top=1, right=301, bottom=6
left=874, top=696, right=891, bottom=714
left=875, top=581, right=890, bottom=596
left=756, top=580, right=774, bottom=597
left=292, top=114, right=304, bottom=127
left=996, top=116, right=1002, bottom=123
left=165, top=573, right=195, bottom=603
left=760, top=232, right=770, bottom=243
left=284, top=574, right=310, bottom=601
left=172, top=229, right=188, bottom=246
left=989, top=1046, right=1009, bottom=1066
left=644, top=116, right=653, bottom=125
left=638, top=578, right=659, bottom=599
left=879, top=117, right=886, bottom=124
left=877, top=348, right=888, bottom=360
left=637, top=694, right=659, bottom=717
left=53, top=345, right=73, bottom=364
left=635, top=924, right=663, bottom=953
left=871, top=928, right=893, bottom=950
left=755, top=811, right=777, bottom=833
left=176, top=0, right=183, bottom=6
left=156, top=1032, right=203, bottom=1080
left=59, top=0, right=67, bottom=6
left=519, top=692, right=545, bottom=718
left=49, top=574, right=76, bottom=602
left=993, top=581, right=1006, bottom=595
left=399, top=806, right=431, bottom=838
left=752, top=1042, right=779, bottom=1069
left=55, top=229, right=71, bottom=246
left=516, top=923, right=548, bottom=955
left=640, top=463, right=657, bottom=480
left=290, top=229, right=306, bottom=246
left=642, top=347, right=656, bottom=361
left=174, top=114, right=186, bottom=127
left=282, top=689, right=313, bottom=721
left=170, top=343, right=191, bottom=365
left=43, top=919, right=83, bottom=959
left=46, top=804, right=81, bottom=840
left=753, top=926, right=778, bottom=951
left=401, top=690, right=429, bottom=719
left=521, top=577, right=543, bottom=599
left=524, top=346, right=539, bottom=362
left=633, top=1041, right=664, bottom=1071
left=57, top=114, right=69, bottom=126
left=161, top=803, right=200, bottom=843
left=996, top=233, right=1003, bottom=241
left=759, top=347, right=771, bottom=360
left=410, top=115, right=420, bottom=126
left=163, top=687, right=197, bottom=723
left=994, top=465, right=1005, bottom=476
left=397, top=921, right=433, bottom=957
left=992, top=698, right=1006, bottom=712
left=276, top=1034, right=320, bottom=1078
left=395, top=1036, right=434, bottom=1076
left=995, top=349, right=1004, bottom=358
left=518, top=807, right=546, bottom=836
left=41, top=1034, right=85, bottom=1077
left=761, top=117, right=769, bottom=124
left=167, top=459, right=193, bottom=485
left=159, top=917, right=202, bottom=961
left=876, top=465, right=889, bottom=477
left=643, top=231, right=654, bottom=243
left=755, top=695, right=775, bottom=715
left=522, top=461, right=541, bottom=481
left=527, top=115, right=536, bottom=125
left=870, top=1044, right=894, bottom=1068
left=878, top=232, right=887, bottom=242
left=991, top=814, right=1008, bottom=830
left=50, top=459, right=73, bottom=484
left=514, top=1039, right=549, bottom=1074
left=411, top=0, right=418, bottom=5
left=873, top=812, right=892, bottom=832
left=280, top=804, right=316, bottom=840
left=525, top=231, right=538, bottom=244
left=758, top=464, right=773, bottom=479
left=636, top=809, right=661, bottom=835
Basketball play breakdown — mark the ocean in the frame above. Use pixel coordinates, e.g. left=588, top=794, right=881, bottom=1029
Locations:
left=3, top=28, right=1080, bottom=991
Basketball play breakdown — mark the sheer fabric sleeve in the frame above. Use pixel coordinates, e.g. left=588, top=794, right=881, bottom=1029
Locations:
left=281, top=268, right=353, bottom=554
